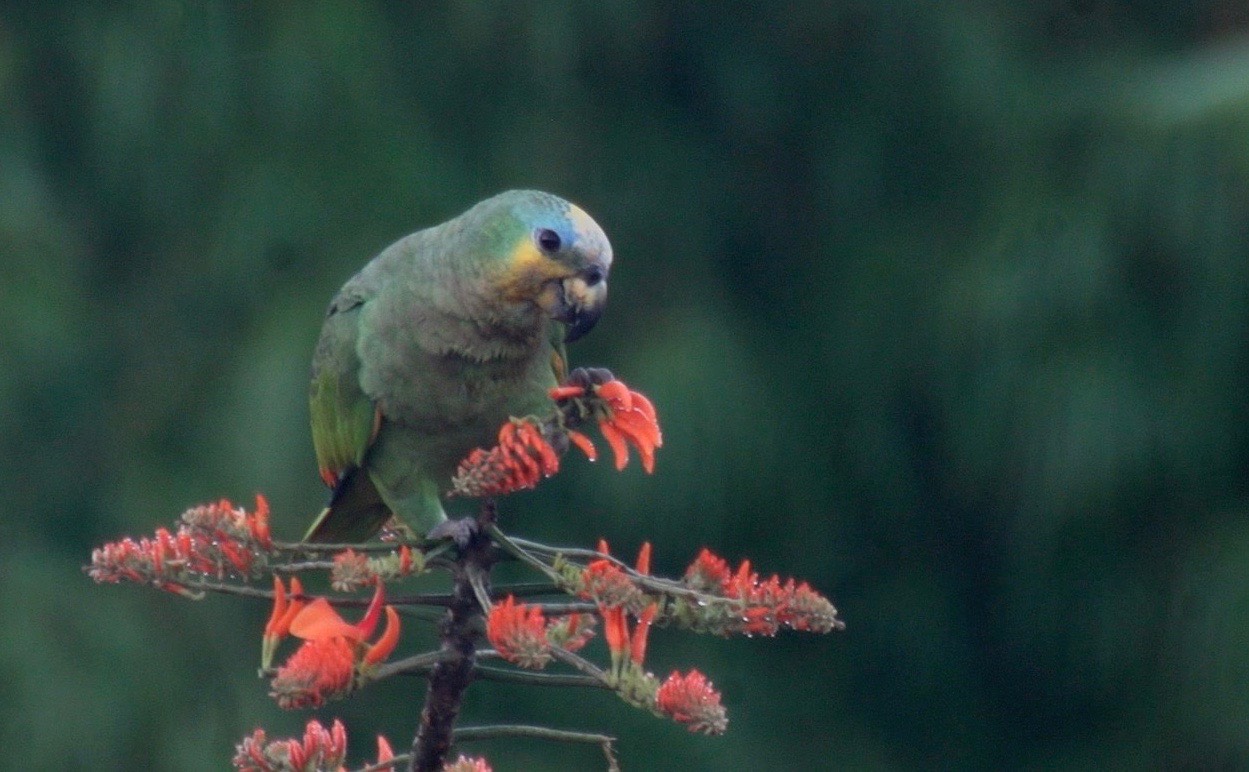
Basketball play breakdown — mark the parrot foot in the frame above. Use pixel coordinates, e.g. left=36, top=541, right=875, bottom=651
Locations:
left=567, top=367, right=615, bottom=389
left=427, top=517, right=481, bottom=549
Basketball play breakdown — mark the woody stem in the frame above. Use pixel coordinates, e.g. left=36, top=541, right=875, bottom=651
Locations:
left=408, top=527, right=494, bottom=771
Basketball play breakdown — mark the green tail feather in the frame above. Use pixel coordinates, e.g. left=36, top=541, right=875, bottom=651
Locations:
left=302, top=467, right=393, bottom=543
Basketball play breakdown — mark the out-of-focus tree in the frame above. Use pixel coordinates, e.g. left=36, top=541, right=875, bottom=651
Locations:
left=5, top=1, right=1249, bottom=768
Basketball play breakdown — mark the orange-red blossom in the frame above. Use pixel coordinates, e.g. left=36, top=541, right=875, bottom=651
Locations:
left=683, top=548, right=843, bottom=635
left=233, top=718, right=347, bottom=772
left=551, top=378, right=662, bottom=473
left=485, top=595, right=594, bottom=669
left=267, top=579, right=401, bottom=709
left=451, top=376, right=662, bottom=497
left=88, top=495, right=273, bottom=591
left=583, top=541, right=659, bottom=673
left=655, top=669, right=728, bottom=735
left=233, top=719, right=401, bottom=772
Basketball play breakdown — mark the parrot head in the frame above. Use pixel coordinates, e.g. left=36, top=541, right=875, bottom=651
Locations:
left=486, top=190, right=613, bottom=343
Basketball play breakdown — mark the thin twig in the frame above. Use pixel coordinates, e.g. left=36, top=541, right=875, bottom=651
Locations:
left=472, top=665, right=608, bottom=690
left=371, top=650, right=451, bottom=680
left=549, top=646, right=610, bottom=683
left=357, top=753, right=412, bottom=772
left=272, top=541, right=417, bottom=553
left=490, top=582, right=562, bottom=597
left=453, top=724, right=619, bottom=770
left=453, top=724, right=615, bottom=745
left=466, top=566, right=494, bottom=612
left=485, top=525, right=560, bottom=582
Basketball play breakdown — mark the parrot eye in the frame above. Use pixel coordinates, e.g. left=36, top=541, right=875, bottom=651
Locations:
left=535, top=228, right=562, bottom=254
left=584, top=266, right=605, bottom=287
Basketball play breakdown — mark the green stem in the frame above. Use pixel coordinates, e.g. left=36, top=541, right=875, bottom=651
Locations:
left=371, top=650, right=451, bottom=680
left=485, top=525, right=561, bottom=582
left=453, top=724, right=615, bottom=745
left=472, top=665, right=608, bottom=690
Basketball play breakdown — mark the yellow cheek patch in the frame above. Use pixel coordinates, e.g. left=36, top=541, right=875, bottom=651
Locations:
left=499, top=238, right=573, bottom=302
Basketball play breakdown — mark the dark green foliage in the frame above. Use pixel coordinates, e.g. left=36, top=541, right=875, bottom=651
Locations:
left=6, top=2, right=1249, bottom=768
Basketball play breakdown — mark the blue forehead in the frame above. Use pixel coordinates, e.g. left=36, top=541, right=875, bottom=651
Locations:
left=513, top=199, right=575, bottom=242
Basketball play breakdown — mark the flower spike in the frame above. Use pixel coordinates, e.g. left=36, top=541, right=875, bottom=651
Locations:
left=656, top=670, right=728, bottom=735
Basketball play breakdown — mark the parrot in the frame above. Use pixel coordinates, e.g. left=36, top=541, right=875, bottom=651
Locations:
left=302, top=190, right=612, bottom=543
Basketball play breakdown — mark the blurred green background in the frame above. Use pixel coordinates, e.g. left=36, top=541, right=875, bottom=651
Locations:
left=5, top=1, right=1249, bottom=769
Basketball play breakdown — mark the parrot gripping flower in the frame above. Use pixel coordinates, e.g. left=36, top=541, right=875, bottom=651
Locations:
left=449, top=374, right=663, bottom=498
left=303, top=190, right=614, bottom=543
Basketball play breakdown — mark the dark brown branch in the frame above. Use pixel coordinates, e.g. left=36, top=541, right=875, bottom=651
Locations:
left=409, top=503, right=499, bottom=772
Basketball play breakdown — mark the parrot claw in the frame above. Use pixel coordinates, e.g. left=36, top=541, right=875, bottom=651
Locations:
left=567, top=367, right=615, bottom=389
left=426, top=517, right=480, bottom=549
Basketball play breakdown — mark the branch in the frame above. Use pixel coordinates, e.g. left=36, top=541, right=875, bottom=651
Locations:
left=485, top=525, right=562, bottom=582
left=372, top=650, right=452, bottom=680
left=454, top=725, right=619, bottom=771
left=472, top=664, right=609, bottom=690
left=409, top=519, right=497, bottom=772
left=454, top=723, right=615, bottom=744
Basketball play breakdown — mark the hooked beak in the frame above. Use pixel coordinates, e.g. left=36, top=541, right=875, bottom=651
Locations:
left=552, top=271, right=607, bottom=343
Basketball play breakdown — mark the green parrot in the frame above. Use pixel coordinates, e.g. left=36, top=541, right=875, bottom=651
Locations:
left=302, top=190, right=612, bottom=543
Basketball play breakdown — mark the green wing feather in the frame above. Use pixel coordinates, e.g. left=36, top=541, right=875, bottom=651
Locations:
left=303, top=294, right=391, bottom=542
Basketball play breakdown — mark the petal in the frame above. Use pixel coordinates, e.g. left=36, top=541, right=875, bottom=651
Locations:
left=548, top=385, right=586, bottom=400
left=629, top=390, right=659, bottom=426
left=595, top=380, right=632, bottom=409
left=566, top=430, right=598, bottom=462
left=598, top=421, right=630, bottom=471
left=290, top=598, right=362, bottom=641
left=364, top=606, right=401, bottom=665
left=354, top=579, right=386, bottom=639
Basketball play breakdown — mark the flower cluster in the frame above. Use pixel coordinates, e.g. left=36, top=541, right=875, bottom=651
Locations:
left=233, top=718, right=348, bottom=771
left=267, top=579, right=401, bottom=709
left=588, top=379, right=662, bottom=473
left=551, top=377, right=662, bottom=473
left=577, top=551, right=647, bottom=612
left=443, top=757, right=493, bottom=772
left=233, top=719, right=401, bottom=772
left=655, top=670, right=729, bottom=735
left=674, top=549, right=844, bottom=636
left=329, top=546, right=420, bottom=592
left=87, top=495, right=273, bottom=593
left=451, top=419, right=561, bottom=497
left=485, top=595, right=594, bottom=669
left=451, top=376, right=663, bottom=498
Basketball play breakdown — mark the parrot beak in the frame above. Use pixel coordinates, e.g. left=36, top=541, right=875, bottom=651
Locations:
left=554, top=270, right=607, bottom=343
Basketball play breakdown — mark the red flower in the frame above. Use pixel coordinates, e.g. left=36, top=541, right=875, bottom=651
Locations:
left=579, top=558, right=640, bottom=609
left=593, top=380, right=662, bottom=473
left=680, top=549, right=843, bottom=636
left=655, top=670, right=728, bottom=735
left=451, top=420, right=561, bottom=497
left=269, top=581, right=401, bottom=708
left=270, top=636, right=356, bottom=710
left=684, top=548, right=732, bottom=591
left=544, top=612, right=596, bottom=653
left=602, top=605, right=629, bottom=667
left=262, top=576, right=306, bottom=669
left=330, top=549, right=375, bottom=591
left=486, top=596, right=552, bottom=669
left=233, top=718, right=348, bottom=771
left=443, top=756, right=492, bottom=772
left=630, top=603, right=658, bottom=666
left=375, top=734, right=397, bottom=770
left=88, top=495, right=275, bottom=589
